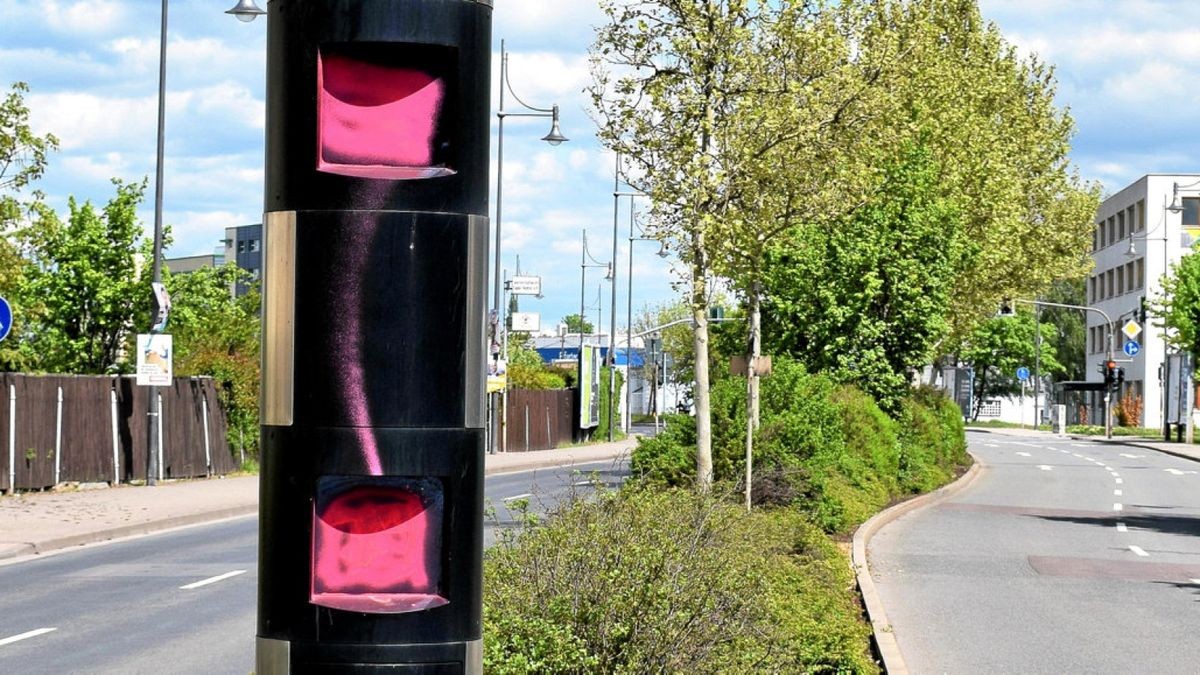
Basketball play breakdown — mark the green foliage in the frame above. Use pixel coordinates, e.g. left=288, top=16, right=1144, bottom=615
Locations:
left=632, top=356, right=968, bottom=534
left=1039, top=278, right=1088, bottom=382
left=559, top=313, right=593, bottom=335
left=959, top=310, right=1064, bottom=419
left=0, top=81, right=59, bottom=371
left=166, top=263, right=261, bottom=460
left=505, top=336, right=566, bottom=391
left=763, top=143, right=964, bottom=412
left=1154, top=251, right=1200, bottom=362
left=594, top=366, right=625, bottom=441
left=20, top=179, right=153, bottom=374
left=483, top=488, right=877, bottom=674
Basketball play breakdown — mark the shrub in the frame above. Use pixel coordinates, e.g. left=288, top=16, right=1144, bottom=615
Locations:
left=483, top=488, right=877, bottom=674
left=631, top=357, right=968, bottom=534
left=1115, top=393, right=1144, bottom=427
left=630, top=413, right=696, bottom=486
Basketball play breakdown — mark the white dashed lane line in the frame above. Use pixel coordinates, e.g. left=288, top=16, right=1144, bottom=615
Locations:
left=1114, top=503, right=1124, bottom=512
left=1114, top=489, right=1123, bottom=496
left=1117, top=522, right=1128, bottom=533
left=1129, top=545, right=1149, bottom=557
left=0, top=628, right=56, bottom=648
left=179, top=570, right=246, bottom=590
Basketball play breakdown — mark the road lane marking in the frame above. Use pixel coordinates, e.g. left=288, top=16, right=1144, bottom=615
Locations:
left=179, top=570, right=246, bottom=590
left=1114, top=489, right=1123, bottom=496
left=1114, top=503, right=1123, bottom=511
left=1165, top=468, right=1198, bottom=476
left=1072, top=453, right=1084, bottom=458
left=984, top=443, right=1000, bottom=448
left=1110, top=471, right=1120, bottom=477
left=1119, top=453, right=1143, bottom=458
left=502, top=493, right=533, bottom=501
left=1116, top=522, right=1128, bottom=532
left=1071, top=443, right=1095, bottom=448
left=573, top=480, right=597, bottom=486
left=1116, top=478, right=1123, bottom=484
left=1016, top=451, right=1032, bottom=457
left=0, top=628, right=56, bottom=647
left=1013, top=442, right=1042, bottom=448
left=1037, top=465, right=1053, bottom=471
left=1129, top=545, right=1149, bottom=557
left=1191, top=579, right=1200, bottom=585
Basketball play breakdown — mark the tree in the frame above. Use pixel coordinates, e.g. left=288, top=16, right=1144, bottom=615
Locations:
left=20, top=179, right=152, bottom=374
left=0, top=82, right=59, bottom=370
left=763, top=143, right=964, bottom=413
left=166, top=263, right=261, bottom=460
left=959, top=311, right=1064, bottom=420
left=1039, top=278, right=1088, bottom=382
left=875, top=0, right=1099, bottom=339
left=1154, top=252, right=1200, bottom=361
left=561, top=313, right=595, bottom=335
left=592, top=0, right=765, bottom=491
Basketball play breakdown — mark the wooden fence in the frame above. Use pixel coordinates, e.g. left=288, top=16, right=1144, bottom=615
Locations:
left=502, top=388, right=576, bottom=452
left=0, top=374, right=234, bottom=493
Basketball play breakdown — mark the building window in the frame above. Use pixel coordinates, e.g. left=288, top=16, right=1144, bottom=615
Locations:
left=238, top=240, right=247, bottom=253
left=1136, top=258, right=1145, bottom=289
left=1184, top=198, right=1200, bottom=226
left=1109, top=216, right=1117, bottom=246
left=250, top=239, right=261, bottom=253
left=249, top=267, right=261, bottom=281
left=1118, top=211, right=1125, bottom=240
left=1137, top=200, right=1146, bottom=231
left=1099, top=220, right=1107, bottom=249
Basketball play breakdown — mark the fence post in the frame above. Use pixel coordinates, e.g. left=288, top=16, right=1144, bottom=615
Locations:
left=157, top=392, right=164, bottom=482
left=8, top=384, right=15, bottom=494
left=54, top=386, right=63, bottom=486
left=202, top=391, right=212, bottom=477
left=524, top=404, right=529, bottom=452
left=110, top=388, right=120, bottom=484
left=546, top=406, right=551, bottom=450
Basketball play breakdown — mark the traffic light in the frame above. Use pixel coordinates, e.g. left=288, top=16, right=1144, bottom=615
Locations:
left=256, top=2, right=490, bottom=672
left=1103, top=360, right=1117, bottom=386
left=1117, top=366, right=1126, bottom=386
left=1139, top=296, right=1148, bottom=325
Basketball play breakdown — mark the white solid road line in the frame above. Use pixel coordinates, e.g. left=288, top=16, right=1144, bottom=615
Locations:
left=0, top=628, right=56, bottom=647
left=1016, top=451, right=1032, bottom=457
left=502, top=493, right=533, bottom=501
left=1129, top=545, right=1149, bottom=557
left=179, top=570, right=247, bottom=590
left=1119, top=453, right=1144, bottom=458
left=1117, top=522, right=1128, bottom=533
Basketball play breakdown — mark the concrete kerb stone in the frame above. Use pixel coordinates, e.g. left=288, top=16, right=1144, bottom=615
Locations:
left=851, top=454, right=984, bottom=675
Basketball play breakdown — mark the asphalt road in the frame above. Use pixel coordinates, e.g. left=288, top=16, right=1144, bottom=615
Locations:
left=869, top=430, right=1200, bottom=674
left=0, top=458, right=629, bottom=674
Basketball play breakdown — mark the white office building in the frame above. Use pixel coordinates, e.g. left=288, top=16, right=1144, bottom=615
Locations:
left=1088, top=174, right=1200, bottom=430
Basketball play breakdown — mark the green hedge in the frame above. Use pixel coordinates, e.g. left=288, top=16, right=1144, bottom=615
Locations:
left=483, top=488, right=876, bottom=674
left=631, top=357, right=969, bottom=534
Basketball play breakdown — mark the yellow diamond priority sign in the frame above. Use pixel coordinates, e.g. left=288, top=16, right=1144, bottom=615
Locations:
left=1122, top=320, right=1142, bottom=341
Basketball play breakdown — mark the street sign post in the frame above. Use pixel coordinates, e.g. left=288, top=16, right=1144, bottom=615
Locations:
left=1122, top=319, right=1142, bottom=341
left=507, top=275, right=541, bottom=296
left=1123, top=340, right=1141, bottom=357
left=1016, top=366, right=1030, bottom=381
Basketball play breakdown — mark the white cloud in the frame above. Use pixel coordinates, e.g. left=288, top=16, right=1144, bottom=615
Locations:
left=45, top=0, right=126, bottom=35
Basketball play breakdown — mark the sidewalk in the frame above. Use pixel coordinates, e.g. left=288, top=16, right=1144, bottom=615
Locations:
left=969, top=425, right=1200, bottom=464
left=0, top=437, right=636, bottom=562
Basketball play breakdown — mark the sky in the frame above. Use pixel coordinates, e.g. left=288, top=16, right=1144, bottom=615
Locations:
left=3, top=0, right=1200, bottom=334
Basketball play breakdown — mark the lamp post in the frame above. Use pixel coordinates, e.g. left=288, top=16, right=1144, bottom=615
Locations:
left=492, top=39, right=567, bottom=453
left=624, top=201, right=666, bottom=435
left=580, top=230, right=612, bottom=438
left=1164, top=179, right=1200, bottom=441
left=143, top=0, right=173, bottom=486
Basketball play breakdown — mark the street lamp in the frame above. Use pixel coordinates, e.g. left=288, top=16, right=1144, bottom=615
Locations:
left=624, top=201, right=666, bottom=436
left=1163, top=178, right=1200, bottom=441
left=1125, top=194, right=1176, bottom=440
left=225, top=0, right=266, bottom=22
left=580, top=229, right=612, bottom=437
left=492, top=39, right=567, bottom=453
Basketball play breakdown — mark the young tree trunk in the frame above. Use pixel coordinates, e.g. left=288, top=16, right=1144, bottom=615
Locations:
left=744, top=282, right=761, bottom=510
left=692, top=241, right=713, bottom=492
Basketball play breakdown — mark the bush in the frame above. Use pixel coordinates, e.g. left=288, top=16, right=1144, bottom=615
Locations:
left=483, top=488, right=877, bottom=674
left=631, top=357, right=968, bottom=534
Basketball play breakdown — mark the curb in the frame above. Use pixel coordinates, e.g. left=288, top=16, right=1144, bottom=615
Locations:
left=0, top=504, right=258, bottom=562
left=0, top=445, right=635, bottom=562
left=851, top=455, right=984, bottom=675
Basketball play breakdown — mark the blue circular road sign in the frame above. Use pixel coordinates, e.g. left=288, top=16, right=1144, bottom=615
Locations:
left=0, top=297, right=11, bottom=342
left=1016, top=366, right=1030, bottom=381
left=1123, top=340, right=1140, bottom=357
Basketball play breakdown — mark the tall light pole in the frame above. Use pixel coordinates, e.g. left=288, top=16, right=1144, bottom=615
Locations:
left=1164, top=179, right=1200, bottom=442
left=580, top=230, right=611, bottom=439
left=492, top=39, right=567, bottom=453
left=623, top=197, right=665, bottom=435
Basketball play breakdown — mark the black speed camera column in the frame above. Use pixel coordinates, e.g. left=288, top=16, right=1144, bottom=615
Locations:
left=255, top=1, right=491, bottom=673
